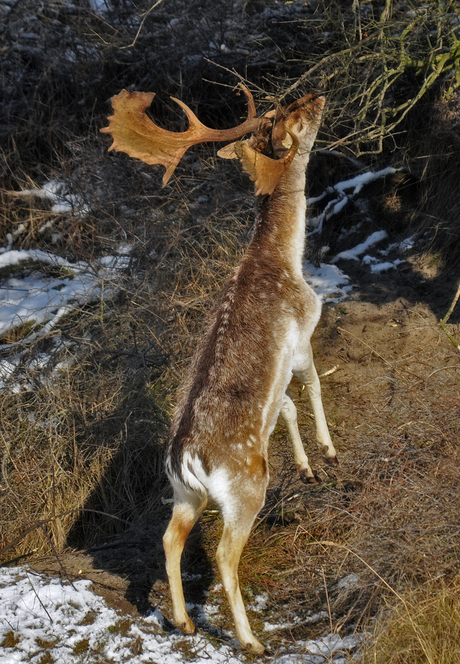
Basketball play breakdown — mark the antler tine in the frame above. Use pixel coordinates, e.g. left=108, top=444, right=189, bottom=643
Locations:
left=236, top=83, right=257, bottom=121
left=101, top=84, right=259, bottom=186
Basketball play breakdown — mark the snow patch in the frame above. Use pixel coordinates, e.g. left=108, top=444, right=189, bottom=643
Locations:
left=264, top=610, right=329, bottom=632
left=331, top=230, right=388, bottom=263
left=400, top=235, right=416, bottom=251
left=273, top=634, right=359, bottom=664
left=0, top=250, right=128, bottom=342
left=337, top=573, right=360, bottom=592
left=0, top=247, right=130, bottom=392
left=88, top=0, right=111, bottom=14
left=0, top=568, right=358, bottom=664
left=247, top=592, right=269, bottom=612
left=304, top=262, right=353, bottom=302
left=307, top=167, right=400, bottom=233
left=12, top=179, right=91, bottom=217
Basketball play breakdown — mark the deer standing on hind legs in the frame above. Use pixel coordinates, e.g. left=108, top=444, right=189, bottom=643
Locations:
left=102, top=86, right=338, bottom=655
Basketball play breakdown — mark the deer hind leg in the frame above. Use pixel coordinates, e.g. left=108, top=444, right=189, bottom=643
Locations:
left=293, top=341, right=338, bottom=466
left=163, top=491, right=207, bottom=635
left=217, top=525, right=265, bottom=654
left=214, top=464, right=268, bottom=654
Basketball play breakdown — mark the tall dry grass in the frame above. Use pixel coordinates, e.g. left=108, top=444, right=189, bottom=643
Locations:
left=0, top=143, right=254, bottom=560
left=360, top=578, right=460, bottom=664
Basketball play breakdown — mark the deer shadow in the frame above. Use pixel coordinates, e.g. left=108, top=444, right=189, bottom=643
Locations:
left=66, top=362, right=214, bottom=619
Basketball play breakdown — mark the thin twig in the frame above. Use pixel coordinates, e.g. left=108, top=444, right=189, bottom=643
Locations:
left=439, top=282, right=460, bottom=351
left=0, top=508, right=155, bottom=564
left=441, top=283, right=460, bottom=325
left=321, top=567, right=334, bottom=634
left=303, top=540, right=434, bottom=664
left=121, top=0, right=164, bottom=50
left=4, top=491, right=77, bottom=589
left=425, top=365, right=460, bottom=386
left=27, top=572, right=53, bottom=623
left=319, top=365, right=340, bottom=379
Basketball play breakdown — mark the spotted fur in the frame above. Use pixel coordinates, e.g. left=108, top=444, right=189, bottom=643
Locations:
left=163, top=93, right=337, bottom=654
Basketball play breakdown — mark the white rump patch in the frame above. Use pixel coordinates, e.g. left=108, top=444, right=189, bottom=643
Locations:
left=206, top=467, right=241, bottom=523
left=167, top=451, right=209, bottom=501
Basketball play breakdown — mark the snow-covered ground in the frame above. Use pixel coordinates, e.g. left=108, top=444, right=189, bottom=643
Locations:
left=0, top=247, right=130, bottom=392
left=303, top=262, right=352, bottom=303
left=0, top=249, right=129, bottom=341
left=303, top=167, right=417, bottom=300
left=0, top=567, right=358, bottom=663
left=0, top=179, right=132, bottom=391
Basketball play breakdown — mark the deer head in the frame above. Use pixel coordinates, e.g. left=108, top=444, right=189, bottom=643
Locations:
left=101, top=86, right=323, bottom=195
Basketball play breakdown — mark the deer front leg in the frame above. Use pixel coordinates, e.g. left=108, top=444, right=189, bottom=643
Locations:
left=280, top=389, right=319, bottom=483
left=293, top=342, right=338, bottom=465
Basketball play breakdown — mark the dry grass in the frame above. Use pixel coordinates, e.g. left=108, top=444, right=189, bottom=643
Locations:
left=0, top=319, right=168, bottom=555
left=0, top=159, right=254, bottom=559
left=360, top=577, right=460, bottom=663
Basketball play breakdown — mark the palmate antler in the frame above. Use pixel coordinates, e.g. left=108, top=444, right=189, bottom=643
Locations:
left=101, top=84, right=260, bottom=187
left=101, top=84, right=302, bottom=195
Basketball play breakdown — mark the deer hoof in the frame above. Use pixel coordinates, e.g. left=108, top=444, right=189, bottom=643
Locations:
left=325, top=456, right=339, bottom=466
left=299, top=469, right=321, bottom=484
left=178, top=619, right=196, bottom=635
left=246, top=640, right=267, bottom=656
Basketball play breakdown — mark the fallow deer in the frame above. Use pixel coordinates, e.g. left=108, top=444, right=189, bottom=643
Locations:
left=102, top=86, right=338, bottom=654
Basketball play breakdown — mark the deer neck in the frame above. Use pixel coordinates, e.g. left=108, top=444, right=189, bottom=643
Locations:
left=250, top=156, right=308, bottom=275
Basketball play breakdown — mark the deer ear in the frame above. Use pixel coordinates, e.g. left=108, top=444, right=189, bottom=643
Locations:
left=216, top=142, right=239, bottom=160
left=235, top=142, right=278, bottom=195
